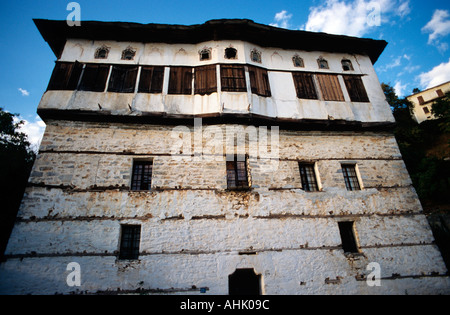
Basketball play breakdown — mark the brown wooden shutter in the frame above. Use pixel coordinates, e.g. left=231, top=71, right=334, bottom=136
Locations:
left=316, top=74, right=345, bottom=101
left=292, top=72, right=318, bottom=99
left=168, top=67, right=192, bottom=94
left=436, top=89, right=444, bottom=97
left=138, top=66, right=164, bottom=93
left=248, top=66, right=271, bottom=97
left=79, top=64, right=110, bottom=92
left=220, top=65, right=247, bottom=92
left=194, top=65, right=217, bottom=95
left=108, top=65, right=138, bottom=93
left=47, top=61, right=83, bottom=91
left=122, top=66, right=138, bottom=93
left=343, top=75, right=369, bottom=102
left=417, top=96, right=425, bottom=105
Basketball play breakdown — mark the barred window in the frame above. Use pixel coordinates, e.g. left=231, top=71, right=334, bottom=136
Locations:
left=341, top=164, right=361, bottom=191
left=131, top=160, right=153, bottom=191
left=119, top=225, right=141, bottom=260
left=220, top=65, right=247, bottom=92
left=226, top=156, right=249, bottom=190
left=299, top=163, right=319, bottom=192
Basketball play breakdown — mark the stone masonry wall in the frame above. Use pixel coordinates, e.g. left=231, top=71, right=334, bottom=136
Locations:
left=0, top=120, right=449, bottom=294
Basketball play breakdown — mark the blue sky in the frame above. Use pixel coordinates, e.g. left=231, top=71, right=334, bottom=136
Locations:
left=1, top=0, right=449, bottom=147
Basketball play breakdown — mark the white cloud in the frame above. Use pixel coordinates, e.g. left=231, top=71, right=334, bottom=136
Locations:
left=394, top=81, right=408, bottom=97
left=396, top=0, right=411, bottom=18
left=418, top=58, right=450, bottom=89
left=422, top=9, right=450, bottom=44
left=270, top=10, right=293, bottom=29
left=302, top=0, right=408, bottom=37
left=378, top=54, right=407, bottom=72
left=18, top=88, right=30, bottom=96
left=14, top=116, right=46, bottom=151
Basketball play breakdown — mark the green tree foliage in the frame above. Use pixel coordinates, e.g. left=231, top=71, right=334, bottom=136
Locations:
left=0, top=108, right=36, bottom=259
left=382, top=84, right=450, bottom=210
left=431, top=91, right=450, bottom=133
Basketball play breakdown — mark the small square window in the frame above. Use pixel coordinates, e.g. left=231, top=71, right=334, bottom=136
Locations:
left=250, top=49, right=261, bottom=63
left=341, top=164, right=361, bottom=191
left=121, top=47, right=136, bottom=60
left=95, top=45, right=110, bottom=59
left=119, top=225, right=141, bottom=260
left=225, top=47, right=237, bottom=59
left=299, top=163, right=319, bottom=192
left=131, top=160, right=153, bottom=191
left=292, top=55, right=304, bottom=67
left=423, top=106, right=430, bottom=114
left=199, top=48, right=211, bottom=61
left=317, top=57, right=329, bottom=69
left=338, top=221, right=359, bottom=253
left=436, top=89, right=444, bottom=97
left=341, top=59, right=354, bottom=71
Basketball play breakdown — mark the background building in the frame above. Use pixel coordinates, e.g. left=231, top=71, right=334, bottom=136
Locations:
left=0, top=19, right=448, bottom=294
left=407, top=81, right=450, bottom=124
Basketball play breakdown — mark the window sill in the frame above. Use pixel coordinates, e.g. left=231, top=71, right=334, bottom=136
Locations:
left=226, top=186, right=251, bottom=192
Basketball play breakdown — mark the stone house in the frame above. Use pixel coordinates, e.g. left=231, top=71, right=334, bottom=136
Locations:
left=0, top=19, right=448, bottom=294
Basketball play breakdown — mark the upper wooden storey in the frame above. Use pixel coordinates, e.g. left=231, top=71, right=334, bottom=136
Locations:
left=34, top=19, right=394, bottom=130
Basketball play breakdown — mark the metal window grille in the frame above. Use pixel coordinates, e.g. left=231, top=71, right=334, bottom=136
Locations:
left=119, top=225, right=141, bottom=260
left=226, top=158, right=249, bottom=190
left=299, top=163, right=319, bottom=192
left=341, top=164, right=361, bottom=191
left=131, top=160, right=152, bottom=191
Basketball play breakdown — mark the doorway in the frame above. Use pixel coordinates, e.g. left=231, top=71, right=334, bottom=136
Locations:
left=228, top=268, right=261, bottom=295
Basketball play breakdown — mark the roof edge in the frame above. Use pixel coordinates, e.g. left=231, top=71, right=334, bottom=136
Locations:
left=33, top=18, right=387, bottom=63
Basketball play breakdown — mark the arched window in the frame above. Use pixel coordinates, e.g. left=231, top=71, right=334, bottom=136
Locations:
left=121, top=47, right=136, bottom=60
left=225, top=47, right=237, bottom=59
left=317, top=57, right=329, bottom=69
left=199, top=48, right=211, bottom=61
left=342, top=59, right=354, bottom=71
left=292, top=55, right=304, bottom=67
left=250, top=49, right=261, bottom=63
left=94, top=45, right=109, bottom=59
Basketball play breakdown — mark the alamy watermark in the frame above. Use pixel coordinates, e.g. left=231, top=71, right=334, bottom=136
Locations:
left=170, top=118, right=280, bottom=171
left=66, top=2, right=81, bottom=27
left=66, top=262, right=81, bottom=287
left=367, top=2, right=381, bottom=27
